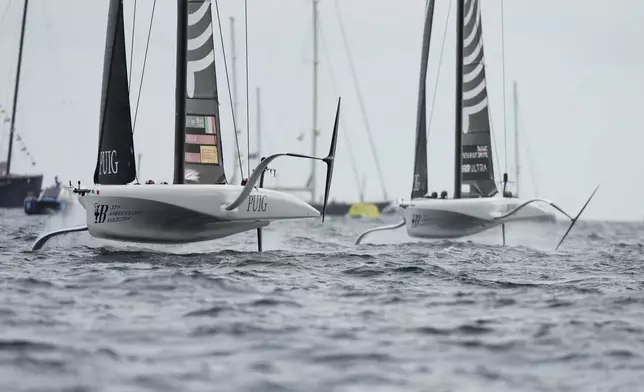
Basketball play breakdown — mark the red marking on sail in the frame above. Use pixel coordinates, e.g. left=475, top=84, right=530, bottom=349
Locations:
left=185, top=152, right=201, bottom=163
left=186, top=134, right=216, bottom=145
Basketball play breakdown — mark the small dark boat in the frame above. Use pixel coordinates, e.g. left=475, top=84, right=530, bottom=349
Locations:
left=23, top=178, right=75, bottom=215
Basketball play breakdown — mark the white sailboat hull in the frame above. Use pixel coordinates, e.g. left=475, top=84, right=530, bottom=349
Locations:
left=76, top=184, right=318, bottom=244
left=403, top=197, right=555, bottom=239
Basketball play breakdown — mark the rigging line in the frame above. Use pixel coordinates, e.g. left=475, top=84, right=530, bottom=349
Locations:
left=486, top=85, right=502, bottom=186
left=318, top=23, right=362, bottom=199
left=131, top=0, right=155, bottom=184
left=214, top=0, right=244, bottom=180
left=128, top=0, right=137, bottom=90
left=0, top=0, right=12, bottom=35
left=476, top=4, right=502, bottom=186
left=332, top=0, right=388, bottom=201
left=132, top=0, right=155, bottom=131
left=500, top=0, right=508, bottom=175
left=427, top=0, right=451, bottom=133
left=244, top=0, right=251, bottom=177
left=131, top=0, right=156, bottom=186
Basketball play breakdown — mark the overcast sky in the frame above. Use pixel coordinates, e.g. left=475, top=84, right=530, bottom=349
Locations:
left=0, top=0, right=642, bottom=221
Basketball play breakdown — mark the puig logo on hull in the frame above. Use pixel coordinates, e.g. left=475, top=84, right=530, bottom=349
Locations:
left=247, top=194, right=268, bottom=212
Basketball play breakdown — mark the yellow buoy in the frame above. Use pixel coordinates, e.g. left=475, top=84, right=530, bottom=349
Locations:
left=348, top=203, right=380, bottom=219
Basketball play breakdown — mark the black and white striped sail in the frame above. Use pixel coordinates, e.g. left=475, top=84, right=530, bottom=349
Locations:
left=182, top=0, right=227, bottom=184
left=410, top=0, right=436, bottom=200
left=93, top=0, right=136, bottom=185
left=460, top=0, right=498, bottom=198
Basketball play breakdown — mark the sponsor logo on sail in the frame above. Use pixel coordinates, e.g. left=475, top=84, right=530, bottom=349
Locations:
left=186, top=134, right=216, bottom=145
left=185, top=153, right=201, bottom=163
left=204, top=116, right=216, bottom=134
left=462, top=145, right=489, bottom=159
left=186, top=115, right=205, bottom=128
left=99, top=150, right=119, bottom=175
left=462, top=163, right=488, bottom=174
left=200, top=145, right=218, bottom=164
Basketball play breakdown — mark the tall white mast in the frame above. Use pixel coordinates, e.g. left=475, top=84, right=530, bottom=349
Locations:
left=230, top=16, right=241, bottom=183
left=513, top=80, right=520, bottom=197
left=311, top=0, right=319, bottom=202
left=256, top=87, right=261, bottom=163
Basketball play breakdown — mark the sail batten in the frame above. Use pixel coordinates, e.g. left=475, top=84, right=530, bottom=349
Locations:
left=460, top=0, right=497, bottom=198
left=181, top=0, right=227, bottom=185
left=93, top=0, right=136, bottom=185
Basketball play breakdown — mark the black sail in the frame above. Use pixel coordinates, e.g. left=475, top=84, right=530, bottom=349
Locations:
left=182, top=0, right=227, bottom=184
left=93, top=0, right=136, bottom=185
left=460, top=0, right=497, bottom=197
left=410, top=0, right=436, bottom=200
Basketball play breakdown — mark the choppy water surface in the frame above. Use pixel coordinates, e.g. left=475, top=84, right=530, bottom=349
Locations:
left=1, top=207, right=644, bottom=391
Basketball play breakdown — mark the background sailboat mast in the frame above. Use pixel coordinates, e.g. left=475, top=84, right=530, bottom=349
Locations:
left=173, top=0, right=188, bottom=184
left=230, top=16, right=241, bottom=183
left=6, top=0, right=30, bottom=175
left=311, top=0, right=319, bottom=202
left=137, top=153, right=142, bottom=179
left=513, top=80, right=520, bottom=197
left=256, top=87, right=261, bottom=161
left=453, top=0, right=464, bottom=198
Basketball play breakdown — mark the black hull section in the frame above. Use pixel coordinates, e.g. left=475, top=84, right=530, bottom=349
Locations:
left=309, top=200, right=393, bottom=217
left=24, top=199, right=64, bottom=215
left=0, top=174, right=43, bottom=208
